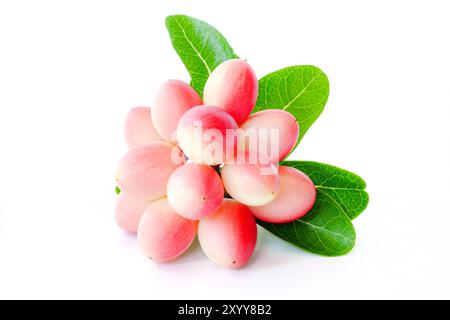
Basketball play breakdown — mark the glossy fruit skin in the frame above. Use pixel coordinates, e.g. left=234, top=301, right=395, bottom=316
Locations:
left=239, top=109, right=299, bottom=163
left=137, top=198, right=198, bottom=262
left=116, top=142, right=185, bottom=199
left=123, top=106, right=163, bottom=148
left=177, top=105, right=238, bottom=166
left=167, top=164, right=224, bottom=220
left=249, top=166, right=316, bottom=223
left=152, top=80, right=202, bottom=142
left=221, top=152, right=280, bottom=206
left=198, top=199, right=257, bottom=268
left=203, top=59, right=258, bottom=125
left=115, top=191, right=153, bottom=233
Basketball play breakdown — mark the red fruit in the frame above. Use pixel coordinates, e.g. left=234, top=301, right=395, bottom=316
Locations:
left=137, top=198, right=198, bottom=262
left=116, top=142, right=185, bottom=199
left=221, top=152, right=280, bottom=206
left=203, top=59, right=258, bottom=124
left=152, top=80, right=202, bottom=142
left=198, top=199, right=257, bottom=268
left=239, top=109, right=299, bottom=163
left=115, top=191, right=153, bottom=233
left=177, top=105, right=238, bottom=165
left=167, top=164, right=224, bottom=220
left=249, top=166, right=316, bottom=223
left=123, top=106, right=163, bottom=148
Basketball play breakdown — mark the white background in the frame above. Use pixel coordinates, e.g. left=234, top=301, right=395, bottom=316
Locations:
left=1, top=0, right=449, bottom=299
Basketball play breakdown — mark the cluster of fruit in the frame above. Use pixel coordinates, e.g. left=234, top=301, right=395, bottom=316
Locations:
left=115, top=59, right=316, bottom=268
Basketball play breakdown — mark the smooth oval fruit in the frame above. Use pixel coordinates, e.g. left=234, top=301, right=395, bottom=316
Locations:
left=115, top=191, right=153, bottom=233
left=167, top=164, right=224, bottom=220
left=123, top=106, right=163, bottom=148
left=198, top=199, right=257, bottom=268
left=137, top=198, right=198, bottom=262
left=152, top=80, right=202, bottom=142
left=203, top=59, right=258, bottom=124
left=238, top=109, right=299, bottom=163
left=177, top=105, right=238, bottom=165
left=116, top=142, right=185, bottom=199
left=249, top=166, right=316, bottom=223
left=221, top=152, right=279, bottom=206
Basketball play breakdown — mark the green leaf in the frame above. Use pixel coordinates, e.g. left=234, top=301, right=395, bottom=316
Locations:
left=165, top=15, right=238, bottom=96
left=282, top=161, right=369, bottom=220
left=255, top=66, right=329, bottom=144
left=257, top=161, right=368, bottom=256
left=115, top=186, right=121, bottom=195
left=257, top=191, right=356, bottom=256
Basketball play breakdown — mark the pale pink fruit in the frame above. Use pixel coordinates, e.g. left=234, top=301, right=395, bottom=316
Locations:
left=177, top=105, right=238, bottom=165
left=198, top=199, right=257, bottom=268
left=249, top=166, right=316, bottom=223
left=116, top=142, right=185, bottom=199
left=123, top=106, right=163, bottom=148
left=167, top=164, right=224, bottom=220
left=239, top=109, right=299, bottom=163
left=221, top=152, right=279, bottom=206
left=203, top=59, right=258, bottom=124
left=115, top=191, right=153, bottom=233
left=137, top=198, right=198, bottom=262
left=152, top=80, right=202, bottom=142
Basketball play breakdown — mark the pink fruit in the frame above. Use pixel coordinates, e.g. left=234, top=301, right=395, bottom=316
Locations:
left=167, top=164, right=224, bottom=220
left=137, top=198, right=198, bottom=262
left=239, top=109, right=299, bottom=163
left=116, top=142, right=185, bottom=199
left=115, top=191, right=153, bottom=233
left=203, top=59, right=258, bottom=124
left=123, top=106, right=163, bottom=148
left=177, top=105, right=238, bottom=165
left=198, top=199, right=257, bottom=268
left=249, top=166, right=316, bottom=223
left=152, top=80, right=202, bottom=142
left=221, top=152, right=279, bottom=206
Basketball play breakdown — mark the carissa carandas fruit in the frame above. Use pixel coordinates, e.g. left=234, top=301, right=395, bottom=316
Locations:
left=113, top=15, right=369, bottom=268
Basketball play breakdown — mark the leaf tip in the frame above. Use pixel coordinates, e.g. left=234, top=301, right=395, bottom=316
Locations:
left=165, top=14, right=187, bottom=28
